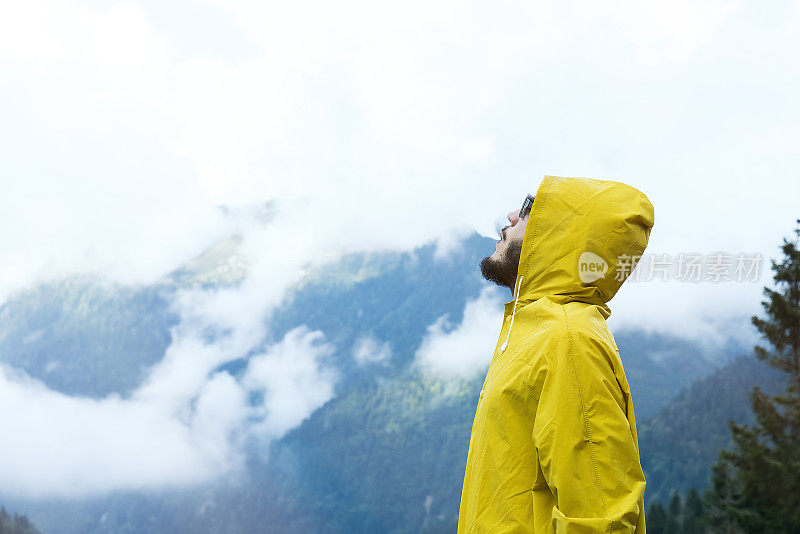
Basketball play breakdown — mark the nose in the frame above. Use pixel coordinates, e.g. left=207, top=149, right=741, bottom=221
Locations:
left=507, top=211, right=520, bottom=225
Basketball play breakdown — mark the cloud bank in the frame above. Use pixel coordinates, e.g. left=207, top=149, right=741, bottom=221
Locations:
left=0, top=325, right=336, bottom=498
left=414, top=287, right=505, bottom=380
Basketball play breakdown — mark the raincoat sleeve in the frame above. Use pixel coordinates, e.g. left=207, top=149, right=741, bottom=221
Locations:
left=531, top=321, right=646, bottom=532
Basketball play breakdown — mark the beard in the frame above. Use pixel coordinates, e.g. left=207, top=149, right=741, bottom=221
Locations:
left=480, top=237, right=523, bottom=291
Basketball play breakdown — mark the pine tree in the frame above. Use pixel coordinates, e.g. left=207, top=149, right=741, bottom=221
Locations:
left=648, top=501, right=667, bottom=534
left=704, top=220, right=800, bottom=533
left=666, top=492, right=682, bottom=533
left=704, top=462, right=742, bottom=533
left=682, top=487, right=704, bottom=534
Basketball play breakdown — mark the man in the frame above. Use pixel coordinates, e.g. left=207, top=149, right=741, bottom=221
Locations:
left=458, top=175, right=654, bottom=533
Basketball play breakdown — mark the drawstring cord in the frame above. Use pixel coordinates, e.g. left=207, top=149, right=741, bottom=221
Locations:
left=499, top=275, right=524, bottom=353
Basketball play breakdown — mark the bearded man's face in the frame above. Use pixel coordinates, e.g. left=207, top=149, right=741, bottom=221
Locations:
left=480, top=209, right=528, bottom=291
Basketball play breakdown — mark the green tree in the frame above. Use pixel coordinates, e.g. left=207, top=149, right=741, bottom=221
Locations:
left=704, top=462, right=742, bottom=534
left=682, top=487, right=704, bottom=534
left=705, top=220, right=800, bottom=533
left=666, top=492, right=682, bottom=533
left=648, top=501, right=667, bottom=534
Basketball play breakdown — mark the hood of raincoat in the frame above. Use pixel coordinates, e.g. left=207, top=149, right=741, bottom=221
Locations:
left=512, top=175, right=654, bottom=319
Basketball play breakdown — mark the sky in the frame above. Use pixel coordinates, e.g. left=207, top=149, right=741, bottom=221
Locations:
left=1, top=0, right=800, bottom=499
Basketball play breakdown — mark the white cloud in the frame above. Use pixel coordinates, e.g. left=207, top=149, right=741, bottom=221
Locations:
left=190, top=372, right=250, bottom=469
left=0, top=0, right=785, bottom=310
left=0, top=365, right=213, bottom=497
left=413, top=286, right=505, bottom=380
left=0, top=324, right=335, bottom=499
left=243, top=327, right=338, bottom=438
left=0, top=1, right=170, bottom=100
left=352, top=336, right=393, bottom=365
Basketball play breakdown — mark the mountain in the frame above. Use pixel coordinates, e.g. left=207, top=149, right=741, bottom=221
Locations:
left=613, top=329, right=746, bottom=419
left=638, top=354, right=786, bottom=504
left=0, top=276, right=177, bottom=398
left=0, top=233, right=751, bottom=533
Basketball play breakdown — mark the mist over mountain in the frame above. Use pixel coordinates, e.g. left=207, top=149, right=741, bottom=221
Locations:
left=0, top=233, right=760, bottom=533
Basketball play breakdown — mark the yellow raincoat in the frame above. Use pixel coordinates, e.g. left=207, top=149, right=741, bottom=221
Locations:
left=458, top=176, right=654, bottom=533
